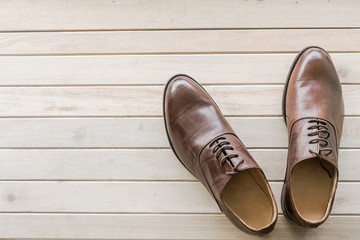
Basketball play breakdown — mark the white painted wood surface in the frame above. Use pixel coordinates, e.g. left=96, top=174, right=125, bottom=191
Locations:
left=1, top=117, right=360, bottom=148
left=0, top=1, right=359, bottom=239
left=1, top=0, right=360, bottom=30
left=0, top=85, right=359, bottom=116
left=0, top=149, right=359, bottom=181
left=0, top=182, right=358, bottom=214
left=1, top=29, right=360, bottom=55
left=0, top=54, right=358, bottom=85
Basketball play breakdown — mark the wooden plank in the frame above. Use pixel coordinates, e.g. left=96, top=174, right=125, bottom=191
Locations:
left=0, top=149, right=358, bottom=181
left=0, top=182, right=356, bottom=214
left=0, top=214, right=358, bottom=239
left=0, top=85, right=357, bottom=116
left=1, top=2, right=358, bottom=240
left=0, top=54, right=358, bottom=85
left=1, top=0, right=359, bottom=31
left=0, top=30, right=360, bottom=55
left=0, top=54, right=295, bottom=85
left=0, top=117, right=358, bottom=148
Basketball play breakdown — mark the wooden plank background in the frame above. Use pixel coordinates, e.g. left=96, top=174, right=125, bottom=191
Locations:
left=0, top=0, right=359, bottom=239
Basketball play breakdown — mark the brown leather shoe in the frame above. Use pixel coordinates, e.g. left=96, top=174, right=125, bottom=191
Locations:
left=282, top=47, right=344, bottom=227
left=163, top=74, right=277, bottom=234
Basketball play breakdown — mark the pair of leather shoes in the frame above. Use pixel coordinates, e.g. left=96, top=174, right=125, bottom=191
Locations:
left=163, top=46, right=344, bottom=234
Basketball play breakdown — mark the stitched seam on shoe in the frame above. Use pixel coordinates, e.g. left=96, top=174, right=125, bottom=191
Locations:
left=176, top=116, right=190, bottom=143
left=168, top=100, right=203, bottom=124
left=182, top=116, right=220, bottom=144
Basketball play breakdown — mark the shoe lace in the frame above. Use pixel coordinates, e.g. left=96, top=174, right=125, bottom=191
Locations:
left=209, top=136, right=243, bottom=175
left=307, top=119, right=333, bottom=158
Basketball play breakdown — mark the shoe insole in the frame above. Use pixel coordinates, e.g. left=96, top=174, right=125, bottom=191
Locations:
left=291, top=158, right=337, bottom=221
left=222, top=169, right=274, bottom=229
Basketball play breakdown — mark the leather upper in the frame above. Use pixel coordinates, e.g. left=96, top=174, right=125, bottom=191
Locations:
left=164, top=75, right=277, bottom=233
left=283, top=47, right=344, bottom=227
left=285, top=47, right=344, bottom=141
left=164, top=76, right=260, bottom=186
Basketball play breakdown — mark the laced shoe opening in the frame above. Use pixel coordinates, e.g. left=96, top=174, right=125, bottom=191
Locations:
left=291, top=157, right=338, bottom=222
left=209, top=136, right=243, bottom=175
left=222, top=168, right=276, bottom=230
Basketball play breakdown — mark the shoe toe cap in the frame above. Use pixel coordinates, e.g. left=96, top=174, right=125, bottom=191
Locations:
left=164, top=75, right=209, bottom=121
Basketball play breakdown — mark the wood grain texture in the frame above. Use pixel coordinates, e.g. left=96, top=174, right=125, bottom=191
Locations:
left=0, top=149, right=358, bottom=181
left=0, top=214, right=358, bottom=240
left=0, top=117, right=358, bottom=148
left=0, top=85, right=358, bottom=116
left=0, top=181, right=357, bottom=214
left=0, top=29, right=360, bottom=55
left=1, top=0, right=359, bottom=31
left=1, top=1, right=360, bottom=239
left=0, top=54, right=358, bottom=85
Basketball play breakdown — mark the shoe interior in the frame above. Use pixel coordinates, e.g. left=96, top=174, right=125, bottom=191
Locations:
left=222, top=169, right=275, bottom=229
left=291, top=157, right=338, bottom=222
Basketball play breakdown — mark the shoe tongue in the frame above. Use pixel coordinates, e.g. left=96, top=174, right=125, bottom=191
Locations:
left=289, top=118, right=339, bottom=171
left=204, top=133, right=261, bottom=173
left=200, top=133, right=261, bottom=201
left=311, top=144, right=338, bottom=168
left=319, top=157, right=336, bottom=178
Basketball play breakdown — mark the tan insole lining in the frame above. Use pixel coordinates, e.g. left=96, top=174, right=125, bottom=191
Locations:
left=222, top=169, right=274, bottom=229
left=291, top=158, right=337, bottom=221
